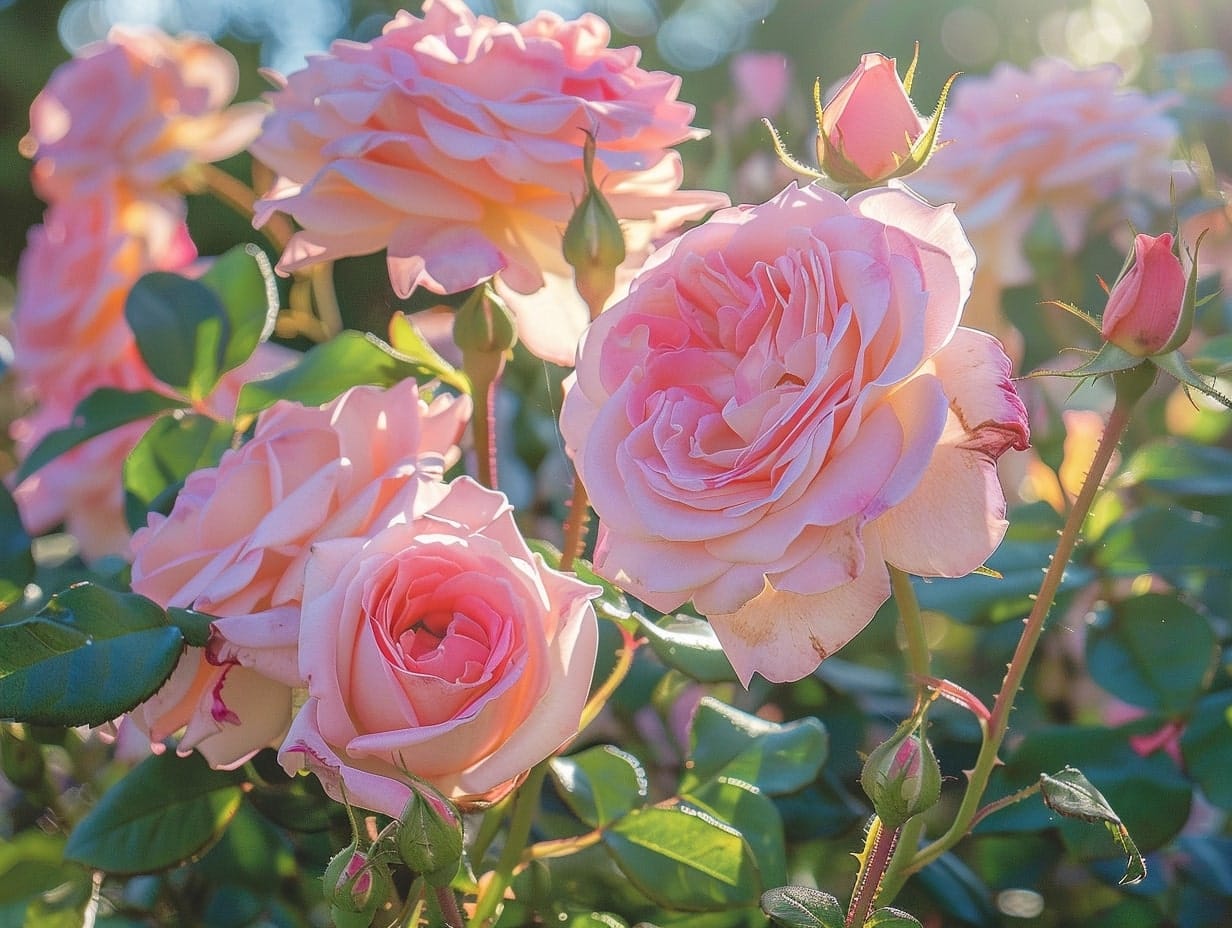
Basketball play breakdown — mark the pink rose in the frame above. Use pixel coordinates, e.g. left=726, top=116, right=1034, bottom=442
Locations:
left=1101, top=232, right=1188, bottom=356
left=819, top=52, right=926, bottom=185
left=561, top=182, right=1030, bottom=684
left=251, top=0, right=727, bottom=365
left=11, top=194, right=196, bottom=404
left=910, top=58, right=1177, bottom=288
left=21, top=26, right=265, bottom=203
left=279, top=476, right=599, bottom=815
left=128, top=379, right=472, bottom=768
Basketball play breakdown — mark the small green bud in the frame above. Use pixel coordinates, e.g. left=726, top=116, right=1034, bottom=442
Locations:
left=395, top=789, right=464, bottom=888
left=860, top=725, right=942, bottom=828
left=453, top=286, right=518, bottom=356
left=562, top=131, right=626, bottom=314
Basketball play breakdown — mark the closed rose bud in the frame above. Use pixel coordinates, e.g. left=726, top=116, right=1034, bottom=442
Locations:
left=323, top=842, right=390, bottom=926
left=396, top=788, right=464, bottom=888
left=818, top=52, right=927, bottom=186
left=1101, top=232, right=1189, bottom=356
left=453, top=287, right=518, bottom=357
left=563, top=132, right=627, bottom=316
left=860, top=728, right=942, bottom=828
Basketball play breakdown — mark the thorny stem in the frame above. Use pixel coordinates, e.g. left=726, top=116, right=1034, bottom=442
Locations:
left=907, top=379, right=1138, bottom=875
left=846, top=817, right=901, bottom=928
left=435, top=885, right=465, bottom=928
left=560, top=478, right=590, bottom=572
left=466, top=763, right=548, bottom=928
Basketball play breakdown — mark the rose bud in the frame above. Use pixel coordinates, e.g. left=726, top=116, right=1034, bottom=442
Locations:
left=860, top=727, right=942, bottom=828
left=563, top=132, right=627, bottom=317
left=323, top=842, right=390, bottom=926
left=818, top=52, right=927, bottom=186
left=1101, top=232, right=1189, bottom=356
left=396, top=788, right=464, bottom=888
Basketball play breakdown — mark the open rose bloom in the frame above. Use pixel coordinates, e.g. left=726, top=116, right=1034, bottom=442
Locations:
left=281, top=477, right=599, bottom=814
left=21, top=26, right=265, bottom=203
left=251, top=0, right=727, bottom=365
left=562, top=182, right=1030, bottom=684
left=128, top=380, right=471, bottom=768
left=910, top=58, right=1177, bottom=289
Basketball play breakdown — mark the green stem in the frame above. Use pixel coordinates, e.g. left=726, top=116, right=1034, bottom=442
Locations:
left=907, top=384, right=1137, bottom=875
left=465, top=356, right=503, bottom=491
left=875, top=815, right=923, bottom=907
left=890, top=565, right=930, bottom=684
left=310, top=262, right=344, bottom=338
left=466, top=763, right=548, bottom=927
left=873, top=568, right=930, bottom=907
left=469, top=795, right=513, bottom=872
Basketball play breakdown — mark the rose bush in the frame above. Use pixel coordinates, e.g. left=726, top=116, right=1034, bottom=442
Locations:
left=562, top=181, right=1030, bottom=684
left=280, top=476, right=599, bottom=815
left=128, top=379, right=471, bottom=768
left=251, top=0, right=727, bottom=365
left=21, top=25, right=265, bottom=204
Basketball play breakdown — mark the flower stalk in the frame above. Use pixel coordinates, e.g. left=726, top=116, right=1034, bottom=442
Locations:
left=905, top=366, right=1145, bottom=875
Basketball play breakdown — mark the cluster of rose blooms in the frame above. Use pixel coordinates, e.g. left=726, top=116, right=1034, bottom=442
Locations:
left=8, top=0, right=1195, bottom=818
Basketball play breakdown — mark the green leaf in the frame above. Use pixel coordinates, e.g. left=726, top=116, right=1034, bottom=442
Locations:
left=1117, top=439, right=1232, bottom=497
left=0, top=483, right=34, bottom=610
left=1180, top=690, right=1232, bottom=810
left=683, top=777, right=786, bottom=890
left=1092, top=505, right=1232, bottom=583
left=125, top=271, right=232, bottom=400
left=388, top=310, right=471, bottom=394
left=564, top=913, right=628, bottom=928
left=236, top=329, right=469, bottom=416
left=760, top=886, right=845, bottom=928
left=604, top=804, right=761, bottom=911
left=124, top=413, right=235, bottom=529
left=0, top=584, right=185, bottom=726
left=863, top=909, right=923, bottom=928
left=550, top=745, right=648, bottom=828
left=682, top=697, right=828, bottom=796
left=1039, top=766, right=1147, bottom=885
left=980, top=724, right=1191, bottom=852
left=16, top=389, right=187, bottom=482
left=632, top=613, right=738, bottom=683
left=0, top=832, right=81, bottom=905
left=1086, top=594, right=1217, bottom=712
left=1153, top=349, right=1232, bottom=408
left=197, top=244, right=280, bottom=376
left=64, top=750, right=244, bottom=874
left=165, top=608, right=216, bottom=649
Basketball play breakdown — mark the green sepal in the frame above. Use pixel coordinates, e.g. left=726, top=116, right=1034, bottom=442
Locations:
left=1152, top=348, right=1232, bottom=408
